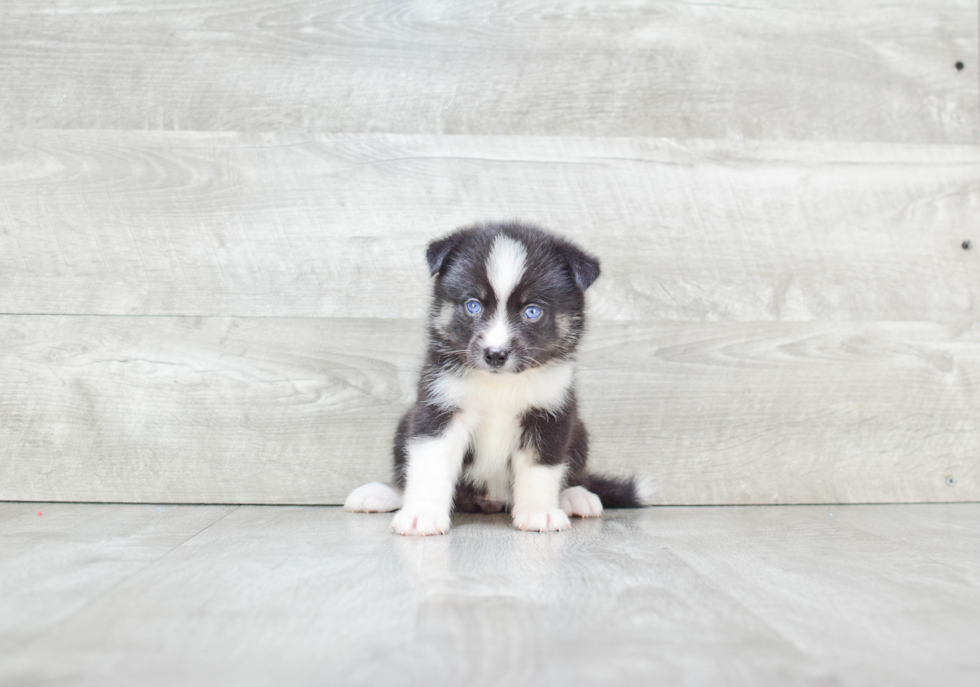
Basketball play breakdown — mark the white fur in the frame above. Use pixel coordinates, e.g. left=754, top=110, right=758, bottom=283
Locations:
left=428, top=362, right=574, bottom=505
left=635, top=476, right=659, bottom=506
left=469, top=404, right=521, bottom=503
left=513, top=509, right=570, bottom=532
left=387, top=234, right=583, bottom=536
left=390, top=501, right=452, bottom=537
left=435, top=302, right=454, bottom=333
left=482, top=235, right=527, bottom=349
left=560, top=485, right=603, bottom=518
left=390, top=415, right=472, bottom=536
left=511, top=448, right=570, bottom=532
left=483, top=314, right=510, bottom=349
left=344, top=482, right=403, bottom=513
left=555, top=313, right=573, bottom=340
left=388, top=362, right=575, bottom=535
left=486, top=234, right=527, bottom=307
left=428, top=361, right=573, bottom=415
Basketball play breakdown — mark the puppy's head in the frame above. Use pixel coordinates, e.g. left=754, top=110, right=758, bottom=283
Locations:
left=425, top=223, right=600, bottom=374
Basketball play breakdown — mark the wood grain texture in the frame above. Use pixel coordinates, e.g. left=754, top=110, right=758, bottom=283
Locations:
left=2, top=503, right=978, bottom=686
left=0, top=0, right=975, bottom=142
left=2, top=131, right=978, bottom=321
left=2, top=315, right=976, bottom=505
left=0, top=503, right=236, bottom=655
left=0, top=316, right=418, bottom=505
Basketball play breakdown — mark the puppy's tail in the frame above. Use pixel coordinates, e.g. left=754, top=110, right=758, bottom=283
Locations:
left=579, top=473, right=658, bottom=509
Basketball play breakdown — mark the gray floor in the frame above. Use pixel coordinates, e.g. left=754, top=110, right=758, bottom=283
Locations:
left=1, top=502, right=978, bottom=686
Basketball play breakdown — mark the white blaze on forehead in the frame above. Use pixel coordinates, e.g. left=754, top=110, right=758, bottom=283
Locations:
left=486, top=234, right=527, bottom=300
left=483, top=235, right=527, bottom=348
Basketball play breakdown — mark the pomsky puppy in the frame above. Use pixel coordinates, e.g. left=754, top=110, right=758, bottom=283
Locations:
left=345, top=222, right=652, bottom=535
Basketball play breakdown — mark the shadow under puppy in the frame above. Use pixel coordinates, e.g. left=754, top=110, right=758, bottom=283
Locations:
left=346, top=222, right=652, bottom=535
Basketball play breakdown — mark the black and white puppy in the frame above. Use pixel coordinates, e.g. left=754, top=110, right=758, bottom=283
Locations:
left=345, top=222, right=652, bottom=535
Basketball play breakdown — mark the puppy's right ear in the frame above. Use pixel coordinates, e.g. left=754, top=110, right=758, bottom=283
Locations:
left=425, top=232, right=461, bottom=276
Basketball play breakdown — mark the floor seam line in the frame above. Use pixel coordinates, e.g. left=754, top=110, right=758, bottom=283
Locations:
left=8, top=505, right=241, bottom=653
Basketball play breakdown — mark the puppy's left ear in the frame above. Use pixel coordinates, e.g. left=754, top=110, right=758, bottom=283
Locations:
left=563, top=242, right=601, bottom=291
left=425, top=231, right=462, bottom=276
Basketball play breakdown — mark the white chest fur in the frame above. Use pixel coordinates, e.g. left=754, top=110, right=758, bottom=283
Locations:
left=428, top=362, right=574, bottom=501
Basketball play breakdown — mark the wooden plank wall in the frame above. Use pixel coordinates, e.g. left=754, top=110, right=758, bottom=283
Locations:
left=1, top=0, right=978, bottom=505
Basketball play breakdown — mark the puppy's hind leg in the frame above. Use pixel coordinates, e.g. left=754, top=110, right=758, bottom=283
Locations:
left=345, top=482, right=403, bottom=513
left=559, top=485, right=603, bottom=518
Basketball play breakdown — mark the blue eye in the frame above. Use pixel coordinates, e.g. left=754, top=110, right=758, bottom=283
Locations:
left=465, top=299, right=482, bottom=314
left=524, top=305, right=542, bottom=320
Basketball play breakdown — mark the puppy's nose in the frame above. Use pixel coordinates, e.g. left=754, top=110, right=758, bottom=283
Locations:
left=483, top=347, right=509, bottom=368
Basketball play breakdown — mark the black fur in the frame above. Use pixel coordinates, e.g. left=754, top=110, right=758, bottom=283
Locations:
left=393, top=222, right=644, bottom=510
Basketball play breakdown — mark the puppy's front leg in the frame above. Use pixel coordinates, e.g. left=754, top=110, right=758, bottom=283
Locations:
left=391, top=417, right=469, bottom=536
left=511, top=447, right=571, bottom=532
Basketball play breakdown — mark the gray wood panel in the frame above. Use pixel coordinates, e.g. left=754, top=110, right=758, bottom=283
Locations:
left=0, top=1, right=975, bottom=142
left=0, top=503, right=235, bottom=654
left=2, top=315, right=976, bottom=505
left=3, top=132, right=978, bottom=321
left=2, top=503, right=978, bottom=686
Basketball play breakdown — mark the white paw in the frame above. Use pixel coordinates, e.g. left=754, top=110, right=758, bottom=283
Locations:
left=390, top=502, right=451, bottom=536
left=560, top=486, right=603, bottom=518
left=512, top=508, right=571, bottom=532
left=344, top=482, right=403, bottom=513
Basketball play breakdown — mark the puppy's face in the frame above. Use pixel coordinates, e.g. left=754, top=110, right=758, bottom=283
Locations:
left=426, top=225, right=600, bottom=374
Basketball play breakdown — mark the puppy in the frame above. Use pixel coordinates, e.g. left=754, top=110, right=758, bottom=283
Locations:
left=345, top=222, right=652, bottom=535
